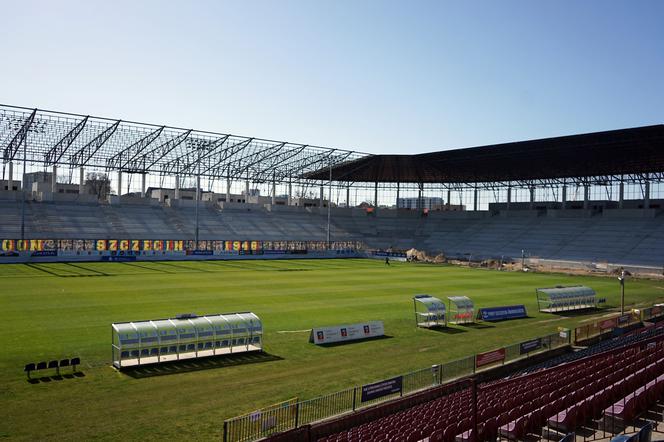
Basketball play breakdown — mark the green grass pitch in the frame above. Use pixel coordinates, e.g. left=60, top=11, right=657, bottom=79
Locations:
left=1, top=259, right=663, bottom=440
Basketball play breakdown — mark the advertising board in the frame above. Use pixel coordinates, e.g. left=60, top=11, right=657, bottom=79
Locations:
left=310, top=321, right=384, bottom=345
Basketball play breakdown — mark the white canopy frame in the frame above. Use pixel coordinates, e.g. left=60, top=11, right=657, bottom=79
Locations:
left=536, top=285, right=598, bottom=313
left=447, top=296, right=475, bottom=325
left=413, top=294, right=447, bottom=328
left=112, top=312, right=262, bottom=369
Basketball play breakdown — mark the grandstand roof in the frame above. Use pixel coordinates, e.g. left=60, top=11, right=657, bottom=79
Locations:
left=0, top=104, right=367, bottom=183
left=303, top=125, right=664, bottom=183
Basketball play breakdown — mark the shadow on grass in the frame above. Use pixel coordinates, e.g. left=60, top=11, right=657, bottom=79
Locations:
left=24, top=263, right=110, bottom=278
left=120, top=351, right=283, bottom=378
left=459, top=322, right=495, bottom=329
left=27, top=371, right=85, bottom=384
left=426, top=326, right=467, bottom=334
left=316, top=335, right=394, bottom=348
left=547, top=307, right=602, bottom=318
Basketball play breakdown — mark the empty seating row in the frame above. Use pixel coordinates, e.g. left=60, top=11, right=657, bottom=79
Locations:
left=24, top=357, right=81, bottom=378
left=318, top=337, right=664, bottom=442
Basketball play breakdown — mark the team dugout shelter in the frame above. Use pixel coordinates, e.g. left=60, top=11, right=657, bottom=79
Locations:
left=111, top=312, right=262, bottom=369
left=413, top=294, right=447, bottom=328
left=447, top=296, right=475, bottom=325
left=536, top=285, right=602, bottom=313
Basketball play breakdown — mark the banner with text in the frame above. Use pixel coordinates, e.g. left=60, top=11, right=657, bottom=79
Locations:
left=477, top=305, right=527, bottom=322
left=310, top=321, right=385, bottom=345
left=361, top=376, right=403, bottom=402
left=519, top=337, right=542, bottom=355
left=476, top=348, right=506, bottom=368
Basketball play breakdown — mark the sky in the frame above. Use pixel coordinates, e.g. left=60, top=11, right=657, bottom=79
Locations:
left=1, top=0, right=663, bottom=154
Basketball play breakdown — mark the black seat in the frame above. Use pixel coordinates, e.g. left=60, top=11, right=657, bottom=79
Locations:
left=59, top=359, right=70, bottom=368
left=48, top=360, right=60, bottom=374
left=70, top=357, right=80, bottom=371
left=150, top=348, right=159, bottom=356
left=36, top=361, right=47, bottom=370
left=24, top=363, right=35, bottom=378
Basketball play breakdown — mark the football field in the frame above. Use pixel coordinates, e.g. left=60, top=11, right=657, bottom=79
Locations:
left=1, top=259, right=663, bottom=440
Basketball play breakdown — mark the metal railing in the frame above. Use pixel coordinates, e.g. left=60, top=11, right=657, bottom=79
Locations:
left=223, top=331, right=570, bottom=442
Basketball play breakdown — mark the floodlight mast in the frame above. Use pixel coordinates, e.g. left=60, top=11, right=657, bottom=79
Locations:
left=195, top=145, right=201, bottom=248
left=20, top=133, right=26, bottom=241
left=326, top=160, right=332, bottom=248
left=619, top=270, right=626, bottom=315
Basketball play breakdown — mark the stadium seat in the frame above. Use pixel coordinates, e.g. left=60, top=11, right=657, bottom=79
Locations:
left=24, top=363, right=35, bottom=379
left=59, top=359, right=70, bottom=370
left=48, top=360, right=59, bottom=375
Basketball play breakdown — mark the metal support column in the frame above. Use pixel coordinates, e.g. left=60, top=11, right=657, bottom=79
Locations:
left=583, top=184, right=589, bottom=209
left=619, top=180, right=624, bottom=209
left=141, top=173, right=146, bottom=198
left=447, top=188, right=451, bottom=208
left=79, top=167, right=85, bottom=195
left=245, top=178, right=250, bottom=202
left=561, top=184, right=567, bottom=210
left=473, top=186, right=478, bottom=211
left=396, top=182, right=400, bottom=208
left=506, top=186, right=511, bottom=211
left=288, top=181, right=292, bottom=205
left=51, top=165, right=57, bottom=193
left=271, top=174, right=276, bottom=205
left=319, top=184, right=324, bottom=207
left=7, top=162, right=13, bottom=190
left=529, top=186, right=535, bottom=210
left=644, top=175, right=650, bottom=209
left=174, top=175, right=180, bottom=200
left=417, top=184, right=422, bottom=211
left=226, top=179, right=231, bottom=203
left=117, top=171, right=122, bottom=199
left=374, top=181, right=378, bottom=207
left=346, top=185, right=350, bottom=208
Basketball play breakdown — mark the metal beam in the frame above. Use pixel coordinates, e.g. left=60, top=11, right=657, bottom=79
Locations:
left=106, top=125, right=164, bottom=170
left=252, top=145, right=308, bottom=182
left=167, top=134, right=231, bottom=176
left=127, top=129, right=192, bottom=172
left=201, top=138, right=254, bottom=177
left=226, top=142, right=287, bottom=179
left=3, top=109, right=36, bottom=162
left=69, top=120, right=121, bottom=167
left=44, top=116, right=89, bottom=165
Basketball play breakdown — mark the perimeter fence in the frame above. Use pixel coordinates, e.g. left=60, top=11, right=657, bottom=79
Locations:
left=223, top=331, right=570, bottom=442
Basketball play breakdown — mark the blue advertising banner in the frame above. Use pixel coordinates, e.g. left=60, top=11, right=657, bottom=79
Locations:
left=186, top=250, right=214, bottom=256
left=477, top=305, right=527, bottom=322
left=519, top=338, right=542, bottom=355
left=31, top=250, right=58, bottom=257
left=361, top=376, right=403, bottom=403
left=372, top=251, right=408, bottom=258
left=101, top=255, right=137, bottom=262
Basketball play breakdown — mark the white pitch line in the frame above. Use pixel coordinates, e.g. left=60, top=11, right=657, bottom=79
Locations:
left=277, top=329, right=311, bottom=333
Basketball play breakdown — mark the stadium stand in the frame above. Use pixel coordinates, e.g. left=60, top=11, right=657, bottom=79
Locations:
left=2, top=199, right=664, bottom=266
left=313, top=329, right=664, bottom=442
left=507, top=321, right=664, bottom=378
